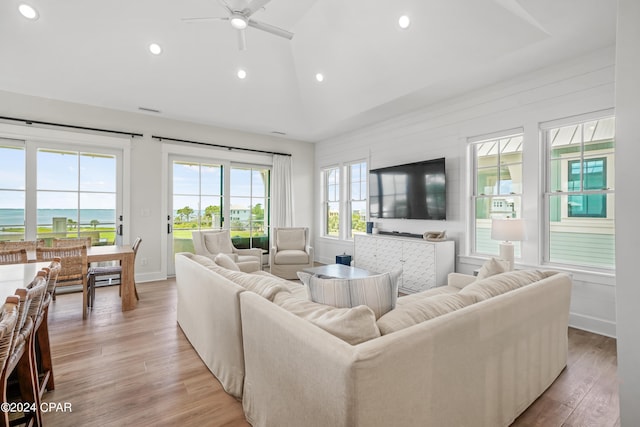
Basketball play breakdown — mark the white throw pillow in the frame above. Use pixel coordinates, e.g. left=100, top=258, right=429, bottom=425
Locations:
left=476, top=257, right=510, bottom=280
left=460, top=269, right=548, bottom=302
left=274, top=292, right=380, bottom=345
left=214, top=253, right=241, bottom=271
left=297, top=270, right=400, bottom=319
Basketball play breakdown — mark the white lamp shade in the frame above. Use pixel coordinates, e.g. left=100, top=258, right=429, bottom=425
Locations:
left=491, top=219, right=527, bottom=242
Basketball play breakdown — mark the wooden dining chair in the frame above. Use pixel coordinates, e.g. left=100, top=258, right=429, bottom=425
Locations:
left=36, top=246, right=88, bottom=301
left=87, top=237, right=142, bottom=308
left=0, top=275, right=47, bottom=427
left=0, top=240, right=44, bottom=252
left=52, top=237, right=91, bottom=248
left=35, top=261, right=60, bottom=397
left=0, top=249, right=28, bottom=265
left=0, top=296, right=19, bottom=390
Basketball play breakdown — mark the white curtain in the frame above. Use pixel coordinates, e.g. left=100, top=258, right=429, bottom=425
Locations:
left=271, top=154, right=293, bottom=227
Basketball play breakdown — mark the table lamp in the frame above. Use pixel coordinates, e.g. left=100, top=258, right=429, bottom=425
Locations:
left=491, top=218, right=526, bottom=270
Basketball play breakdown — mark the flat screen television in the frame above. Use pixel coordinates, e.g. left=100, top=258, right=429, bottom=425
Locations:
left=369, top=157, right=446, bottom=220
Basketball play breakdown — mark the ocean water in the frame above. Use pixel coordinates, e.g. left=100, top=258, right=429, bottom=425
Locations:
left=0, top=209, right=116, bottom=226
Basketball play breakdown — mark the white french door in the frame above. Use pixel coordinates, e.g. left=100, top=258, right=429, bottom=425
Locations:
left=166, top=155, right=227, bottom=275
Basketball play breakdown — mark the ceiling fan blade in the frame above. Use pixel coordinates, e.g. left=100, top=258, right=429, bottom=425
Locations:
left=218, top=0, right=234, bottom=14
left=247, top=19, right=294, bottom=40
left=238, top=29, right=247, bottom=51
left=243, top=0, right=272, bottom=17
left=181, top=16, right=228, bottom=23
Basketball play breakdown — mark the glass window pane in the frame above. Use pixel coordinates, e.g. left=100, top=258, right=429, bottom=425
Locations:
left=173, top=162, right=200, bottom=195
left=477, top=168, right=498, bottom=195
left=201, top=197, right=222, bottom=229
left=0, top=145, right=25, bottom=190
left=80, top=153, right=116, bottom=192
left=350, top=200, right=366, bottom=237
left=548, top=193, right=615, bottom=268
left=201, top=164, right=222, bottom=196
left=38, top=149, right=78, bottom=191
left=326, top=202, right=339, bottom=236
left=231, top=168, right=252, bottom=197
left=475, top=196, right=522, bottom=257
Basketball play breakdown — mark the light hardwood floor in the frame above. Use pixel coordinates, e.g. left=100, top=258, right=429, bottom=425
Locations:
left=42, top=279, right=619, bottom=427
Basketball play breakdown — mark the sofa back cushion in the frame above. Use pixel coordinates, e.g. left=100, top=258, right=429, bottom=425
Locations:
left=377, top=293, right=476, bottom=335
left=276, top=228, right=306, bottom=251
left=274, top=292, right=381, bottom=345
left=207, top=263, right=289, bottom=301
left=188, top=253, right=217, bottom=267
left=460, top=270, right=553, bottom=302
left=298, top=270, right=400, bottom=319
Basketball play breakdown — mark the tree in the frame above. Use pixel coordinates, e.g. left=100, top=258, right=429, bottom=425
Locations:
left=177, top=206, right=194, bottom=222
left=67, top=218, right=77, bottom=231
left=352, top=212, right=366, bottom=232
left=252, top=203, right=264, bottom=221
left=90, top=219, right=100, bottom=229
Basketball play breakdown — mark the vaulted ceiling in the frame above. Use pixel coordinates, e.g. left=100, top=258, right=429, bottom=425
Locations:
left=0, top=0, right=617, bottom=142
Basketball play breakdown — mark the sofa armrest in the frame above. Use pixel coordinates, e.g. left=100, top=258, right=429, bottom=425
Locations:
left=306, top=245, right=314, bottom=261
left=447, top=272, right=477, bottom=289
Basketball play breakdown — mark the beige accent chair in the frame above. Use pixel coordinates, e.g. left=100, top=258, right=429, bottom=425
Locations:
left=270, top=227, right=314, bottom=279
left=192, top=230, right=262, bottom=273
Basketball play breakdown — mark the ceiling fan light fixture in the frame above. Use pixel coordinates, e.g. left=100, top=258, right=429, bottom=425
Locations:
left=398, top=15, right=411, bottom=29
left=18, top=4, right=39, bottom=20
left=230, top=14, right=248, bottom=30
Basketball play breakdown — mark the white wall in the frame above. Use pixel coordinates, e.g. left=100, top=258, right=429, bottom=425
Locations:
left=315, top=46, right=617, bottom=337
left=0, top=90, right=315, bottom=281
left=614, top=0, right=640, bottom=423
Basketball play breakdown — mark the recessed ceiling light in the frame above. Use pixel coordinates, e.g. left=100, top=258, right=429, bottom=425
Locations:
left=18, top=4, right=39, bottom=20
left=149, top=43, right=162, bottom=55
left=315, top=73, right=324, bottom=83
left=398, top=15, right=411, bottom=29
left=237, top=69, right=247, bottom=79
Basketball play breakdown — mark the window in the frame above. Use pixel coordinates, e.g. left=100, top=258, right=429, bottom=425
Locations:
left=348, top=161, right=367, bottom=238
left=37, top=149, right=117, bottom=245
left=0, top=141, right=26, bottom=241
left=544, top=115, right=615, bottom=269
left=471, top=132, right=523, bottom=256
left=323, top=167, right=340, bottom=237
left=229, top=165, right=270, bottom=252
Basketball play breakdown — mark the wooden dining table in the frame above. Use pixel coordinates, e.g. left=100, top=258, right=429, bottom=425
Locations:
left=0, top=261, right=51, bottom=303
left=85, top=245, right=136, bottom=317
left=22, top=245, right=137, bottom=318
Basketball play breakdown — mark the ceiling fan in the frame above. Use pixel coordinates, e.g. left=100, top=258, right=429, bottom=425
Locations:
left=182, top=0, right=294, bottom=51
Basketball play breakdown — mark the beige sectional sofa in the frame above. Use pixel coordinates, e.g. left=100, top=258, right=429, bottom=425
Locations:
left=176, top=252, right=572, bottom=426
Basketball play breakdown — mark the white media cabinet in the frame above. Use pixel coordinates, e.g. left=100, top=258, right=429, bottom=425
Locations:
left=354, top=233, right=455, bottom=294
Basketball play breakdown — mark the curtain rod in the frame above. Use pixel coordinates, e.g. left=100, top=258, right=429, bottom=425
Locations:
left=152, top=135, right=292, bottom=157
left=0, top=116, right=143, bottom=138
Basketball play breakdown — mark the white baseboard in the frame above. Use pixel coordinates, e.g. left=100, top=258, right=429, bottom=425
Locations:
left=569, top=312, right=616, bottom=338
left=136, top=272, right=167, bottom=283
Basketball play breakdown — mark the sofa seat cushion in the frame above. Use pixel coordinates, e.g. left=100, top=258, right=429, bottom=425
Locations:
left=377, top=293, right=476, bottom=335
left=274, top=250, right=309, bottom=265
left=395, top=285, right=459, bottom=306
left=252, top=270, right=307, bottom=295
left=460, top=270, right=553, bottom=302
left=297, top=270, right=400, bottom=319
left=274, top=292, right=380, bottom=345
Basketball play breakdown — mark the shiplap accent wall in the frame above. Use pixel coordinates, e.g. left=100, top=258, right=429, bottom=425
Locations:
left=314, top=46, right=617, bottom=337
